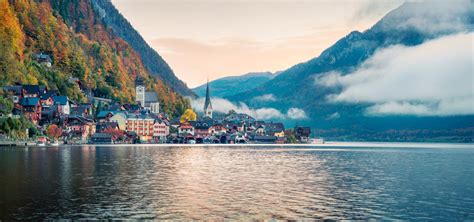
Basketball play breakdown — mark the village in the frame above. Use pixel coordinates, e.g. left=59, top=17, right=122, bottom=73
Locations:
left=1, top=66, right=312, bottom=145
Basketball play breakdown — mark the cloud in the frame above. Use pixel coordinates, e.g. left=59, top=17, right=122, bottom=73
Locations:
left=319, top=32, right=474, bottom=116
left=326, top=112, right=341, bottom=120
left=190, top=97, right=307, bottom=120
left=287, top=108, right=308, bottom=119
left=375, top=1, right=473, bottom=36
left=350, top=0, right=403, bottom=26
left=252, top=94, right=277, bottom=102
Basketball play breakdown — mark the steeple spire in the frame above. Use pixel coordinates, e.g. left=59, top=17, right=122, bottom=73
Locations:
left=203, top=78, right=213, bottom=118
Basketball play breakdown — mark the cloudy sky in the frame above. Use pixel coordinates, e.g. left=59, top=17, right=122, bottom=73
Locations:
left=111, top=0, right=403, bottom=87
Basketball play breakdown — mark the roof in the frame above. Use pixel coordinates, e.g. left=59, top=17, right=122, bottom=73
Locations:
left=91, top=133, right=112, bottom=139
left=3, top=85, right=22, bottom=95
left=19, top=97, right=40, bottom=106
left=145, top=91, right=159, bottom=103
left=179, top=122, right=194, bottom=129
left=97, top=110, right=116, bottom=118
left=123, top=104, right=141, bottom=112
left=126, top=113, right=155, bottom=121
left=135, top=76, right=144, bottom=86
left=71, top=106, right=88, bottom=115
left=40, top=90, right=58, bottom=100
left=23, top=85, right=46, bottom=95
left=34, top=53, right=52, bottom=63
left=225, top=113, right=255, bottom=121
left=266, top=122, right=285, bottom=132
left=252, top=135, right=277, bottom=141
left=67, top=115, right=95, bottom=124
left=52, top=96, right=68, bottom=105
left=108, top=104, right=121, bottom=111
left=295, top=127, right=311, bottom=135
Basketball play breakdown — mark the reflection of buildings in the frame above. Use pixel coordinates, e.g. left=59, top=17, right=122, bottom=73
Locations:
left=135, top=77, right=160, bottom=114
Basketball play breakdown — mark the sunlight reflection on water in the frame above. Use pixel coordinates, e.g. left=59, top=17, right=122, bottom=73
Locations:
left=0, top=145, right=473, bottom=220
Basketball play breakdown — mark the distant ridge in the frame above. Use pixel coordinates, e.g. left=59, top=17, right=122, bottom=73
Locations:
left=192, top=72, right=276, bottom=98
left=224, top=2, right=474, bottom=142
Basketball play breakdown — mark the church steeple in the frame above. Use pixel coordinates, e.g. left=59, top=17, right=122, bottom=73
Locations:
left=135, top=76, right=145, bottom=107
left=203, top=78, right=213, bottom=118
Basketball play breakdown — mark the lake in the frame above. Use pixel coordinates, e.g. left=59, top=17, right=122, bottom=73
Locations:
left=0, top=143, right=473, bottom=220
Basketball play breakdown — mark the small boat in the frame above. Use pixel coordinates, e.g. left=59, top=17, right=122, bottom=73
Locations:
left=36, top=137, right=47, bottom=146
left=50, top=141, right=60, bottom=146
left=310, top=138, right=325, bottom=144
left=36, top=141, right=46, bottom=146
left=188, top=139, right=196, bottom=144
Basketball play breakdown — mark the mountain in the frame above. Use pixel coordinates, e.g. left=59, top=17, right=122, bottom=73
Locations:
left=0, top=0, right=189, bottom=116
left=226, top=2, right=474, bottom=142
left=192, top=72, right=276, bottom=98
left=91, top=0, right=195, bottom=97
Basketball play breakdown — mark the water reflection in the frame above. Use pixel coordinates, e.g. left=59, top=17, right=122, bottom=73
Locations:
left=0, top=146, right=473, bottom=220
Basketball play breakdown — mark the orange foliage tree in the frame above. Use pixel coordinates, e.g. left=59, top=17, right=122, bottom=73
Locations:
left=46, top=124, right=62, bottom=139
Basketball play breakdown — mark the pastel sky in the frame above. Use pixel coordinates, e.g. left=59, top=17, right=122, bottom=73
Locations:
left=111, top=0, right=403, bottom=87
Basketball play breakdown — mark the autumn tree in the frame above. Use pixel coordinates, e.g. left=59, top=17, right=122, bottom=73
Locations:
left=47, top=124, right=62, bottom=140
left=0, top=0, right=25, bottom=84
left=180, top=109, right=197, bottom=123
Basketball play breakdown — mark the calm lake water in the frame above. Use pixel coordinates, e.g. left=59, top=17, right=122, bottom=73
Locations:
left=0, top=144, right=473, bottom=220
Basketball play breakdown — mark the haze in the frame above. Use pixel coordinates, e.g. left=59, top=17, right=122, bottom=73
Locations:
left=112, top=0, right=403, bottom=87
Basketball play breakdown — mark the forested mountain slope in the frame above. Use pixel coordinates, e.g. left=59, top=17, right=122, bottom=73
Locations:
left=0, top=0, right=189, bottom=116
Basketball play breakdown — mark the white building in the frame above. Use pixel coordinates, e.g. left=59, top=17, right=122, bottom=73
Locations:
left=135, top=76, right=160, bottom=114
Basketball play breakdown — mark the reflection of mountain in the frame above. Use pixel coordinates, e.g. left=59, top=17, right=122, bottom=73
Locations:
left=224, top=2, right=474, bottom=142
left=192, top=72, right=276, bottom=98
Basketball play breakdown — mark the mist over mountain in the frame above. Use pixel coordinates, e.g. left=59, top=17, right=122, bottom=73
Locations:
left=192, top=72, right=276, bottom=98
left=225, top=2, right=474, bottom=142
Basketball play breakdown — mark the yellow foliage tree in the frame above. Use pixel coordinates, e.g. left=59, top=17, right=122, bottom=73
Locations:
left=0, top=0, right=25, bottom=84
left=180, top=109, right=197, bottom=123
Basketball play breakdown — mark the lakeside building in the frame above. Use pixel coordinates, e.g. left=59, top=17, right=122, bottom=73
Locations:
left=125, top=113, right=169, bottom=142
left=65, top=115, right=96, bottom=143
left=19, top=97, right=42, bottom=125
left=2, top=82, right=312, bottom=144
left=178, top=122, right=195, bottom=136
left=295, top=127, right=311, bottom=143
left=135, top=77, right=160, bottom=114
left=125, top=113, right=155, bottom=142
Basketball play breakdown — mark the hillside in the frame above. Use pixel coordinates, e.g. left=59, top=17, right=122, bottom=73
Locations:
left=91, top=0, right=195, bottom=97
left=0, top=0, right=189, bottom=117
left=226, top=2, right=474, bottom=141
left=192, top=72, right=275, bottom=98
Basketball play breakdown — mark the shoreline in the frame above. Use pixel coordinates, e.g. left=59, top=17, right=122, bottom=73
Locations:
left=3, top=141, right=473, bottom=149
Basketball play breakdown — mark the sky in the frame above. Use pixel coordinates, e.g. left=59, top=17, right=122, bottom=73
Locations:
left=111, top=0, right=403, bottom=87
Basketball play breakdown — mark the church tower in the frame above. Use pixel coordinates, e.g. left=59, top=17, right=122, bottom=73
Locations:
left=203, top=79, right=213, bottom=118
left=135, top=76, right=145, bottom=107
